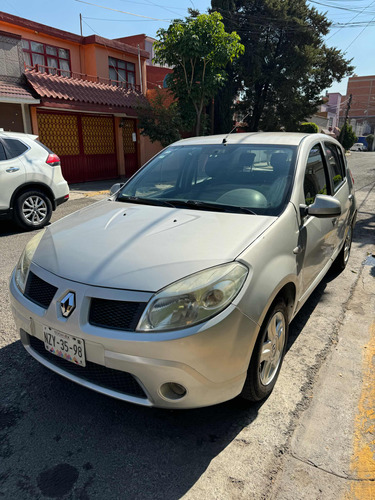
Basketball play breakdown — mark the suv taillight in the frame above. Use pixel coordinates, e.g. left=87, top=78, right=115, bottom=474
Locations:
left=46, top=153, right=60, bottom=166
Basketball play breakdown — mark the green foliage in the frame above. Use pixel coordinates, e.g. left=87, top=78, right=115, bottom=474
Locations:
left=366, top=134, right=374, bottom=151
left=338, top=122, right=357, bottom=151
left=154, top=12, right=244, bottom=136
left=137, top=89, right=182, bottom=148
left=210, top=0, right=354, bottom=132
left=300, top=122, right=319, bottom=133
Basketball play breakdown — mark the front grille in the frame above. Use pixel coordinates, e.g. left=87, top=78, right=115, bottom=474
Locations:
left=24, top=272, right=58, bottom=309
left=89, top=298, right=146, bottom=331
left=28, top=334, right=147, bottom=399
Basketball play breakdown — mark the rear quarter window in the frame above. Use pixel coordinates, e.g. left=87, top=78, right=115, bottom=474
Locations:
left=3, top=138, right=29, bottom=159
left=0, top=142, right=6, bottom=161
left=35, top=139, right=53, bottom=154
left=324, top=142, right=346, bottom=192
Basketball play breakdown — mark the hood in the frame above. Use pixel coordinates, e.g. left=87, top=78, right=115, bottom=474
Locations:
left=34, top=200, right=276, bottom=291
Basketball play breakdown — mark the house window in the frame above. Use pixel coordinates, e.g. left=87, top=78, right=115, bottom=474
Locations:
left=108, top=57, right=136, bottom=88
left=22, top=39, right=71, bottom=76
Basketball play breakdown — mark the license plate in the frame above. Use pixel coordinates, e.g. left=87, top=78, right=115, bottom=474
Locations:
left=43, top=326, right=86, bottom=367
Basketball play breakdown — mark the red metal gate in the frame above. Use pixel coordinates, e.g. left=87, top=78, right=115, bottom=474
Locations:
left=37, top=111, right=118, bottom=183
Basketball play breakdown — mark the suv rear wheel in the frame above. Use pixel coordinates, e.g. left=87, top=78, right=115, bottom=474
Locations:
left=14, top=190, right=52, bottom=230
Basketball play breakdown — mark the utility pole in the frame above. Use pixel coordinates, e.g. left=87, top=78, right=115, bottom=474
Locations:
left=343, top=93, right=352, bottom=126
left=339, top=93, right=352, bottom=146
left=79, top=13, right=83, bottom=36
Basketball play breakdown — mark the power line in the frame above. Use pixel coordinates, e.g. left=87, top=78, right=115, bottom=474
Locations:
left=343, top=11, right=375, bottom=50
left=83, top=16, right=162, bottom=22
left=74, top=0, right=171, bottom=21
left=133, top=0, right=183, bottom=17
left=116, top=0, right=187, bottom=9
left=326, top=0, right=375, bottom=40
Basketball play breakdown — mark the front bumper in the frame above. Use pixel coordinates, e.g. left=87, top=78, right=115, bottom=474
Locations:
left=9, top=264, right=260, bottom=409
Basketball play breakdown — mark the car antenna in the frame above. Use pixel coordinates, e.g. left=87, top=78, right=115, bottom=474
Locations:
left=222, top=111, right=251, bottom=144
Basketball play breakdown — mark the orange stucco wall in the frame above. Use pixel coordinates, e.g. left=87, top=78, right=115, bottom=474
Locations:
left=0, top=22, right=82, bottom=72
left=139, top=135, right=163, bottom=166
left=82, top=44, right=97, bottom=76
left=94, top=46, right=147, bottom=89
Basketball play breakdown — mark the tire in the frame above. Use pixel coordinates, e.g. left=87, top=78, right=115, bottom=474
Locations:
left=241, top=299, right=289, bottom=402
left=14, top=190, right=52, bottom=230
left=331, top=224, right=353, bottom=273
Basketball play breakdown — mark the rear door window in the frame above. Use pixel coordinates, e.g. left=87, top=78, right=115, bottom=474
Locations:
left=3, top=138, right=29, bottom=159
left=324, top=142, right=346, bottom=192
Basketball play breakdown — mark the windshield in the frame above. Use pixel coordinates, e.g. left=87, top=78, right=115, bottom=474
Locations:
left=117, top=144, right=297, bottom=216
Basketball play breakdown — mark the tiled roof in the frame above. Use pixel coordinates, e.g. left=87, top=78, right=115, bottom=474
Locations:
left=0, top=79, right=39, bottom=102
left=25, top=70, right=147, bottom=110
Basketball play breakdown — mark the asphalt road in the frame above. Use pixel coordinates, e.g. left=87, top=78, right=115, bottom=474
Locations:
left=0, top=153, right=374, bottom=500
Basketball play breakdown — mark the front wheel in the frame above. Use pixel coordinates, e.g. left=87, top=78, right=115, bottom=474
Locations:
left=241, top=299, right=289, bottom=402
left=14, top=190, right=52, bottom=230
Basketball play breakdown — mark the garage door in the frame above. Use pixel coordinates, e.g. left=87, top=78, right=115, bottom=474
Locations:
left=37, top=112, right=118, bottom=183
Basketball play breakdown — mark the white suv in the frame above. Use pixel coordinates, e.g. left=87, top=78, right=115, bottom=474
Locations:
left=0, top=131, right=69, bottom=230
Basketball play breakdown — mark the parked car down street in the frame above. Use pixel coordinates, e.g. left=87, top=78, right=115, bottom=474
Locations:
left=0, top=131, right=69, bottom=230
left=350, top=142, right=367, bottom=151
left=9, top=132, right=357, bottom=409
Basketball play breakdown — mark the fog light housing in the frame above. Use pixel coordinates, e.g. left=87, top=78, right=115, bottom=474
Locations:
left=160, top=382, right=187, bottom=400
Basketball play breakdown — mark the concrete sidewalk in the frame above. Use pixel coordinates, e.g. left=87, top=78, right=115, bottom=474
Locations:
left=270, top=257, right=375, bottom=499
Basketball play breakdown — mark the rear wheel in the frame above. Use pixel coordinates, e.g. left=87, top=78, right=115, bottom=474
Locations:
left=14, top=190, right=52, bottom=230
left=332, top=224, right=353, bottom=273
left=241, top=299, right=289, bottom=402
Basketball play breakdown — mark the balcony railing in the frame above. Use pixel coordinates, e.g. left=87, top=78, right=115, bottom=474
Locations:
left=25, top=64, right=141, bottom=92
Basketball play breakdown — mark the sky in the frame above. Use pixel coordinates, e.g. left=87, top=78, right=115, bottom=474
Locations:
left=2, top=0, right=375, bottom=96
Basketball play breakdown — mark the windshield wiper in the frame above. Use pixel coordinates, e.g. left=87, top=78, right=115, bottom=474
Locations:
left=167, top=199, right=256, bottom=215
left=117, top=196, right=175, bottom=208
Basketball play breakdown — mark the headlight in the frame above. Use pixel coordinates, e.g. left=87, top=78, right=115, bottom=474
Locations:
left=137, top=262, right=248, bottom=332
left=15, top=230, right=45, bottom=293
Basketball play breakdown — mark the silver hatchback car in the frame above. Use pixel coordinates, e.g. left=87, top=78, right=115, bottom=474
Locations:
left=9, top=133, right=356, bottom=408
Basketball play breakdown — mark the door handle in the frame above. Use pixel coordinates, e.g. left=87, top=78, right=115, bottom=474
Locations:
left=6, top=167, right=20, bottom=173
left=293, top=245, right=303, bottom=255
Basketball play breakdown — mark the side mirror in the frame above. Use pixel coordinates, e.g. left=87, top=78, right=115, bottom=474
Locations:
left=110, top=183, right=124, bottom=196
left=302, top=194, right=342, bottom=218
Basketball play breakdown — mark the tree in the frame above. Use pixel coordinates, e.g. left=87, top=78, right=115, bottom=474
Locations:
left=300, top=122, right=319, bottom=133
left=137, top=88, right=182, bottom=147
left=338, top=122, right=357, bottom=151
left=366, top=134, right=374, bottom=151
left=153, top=12, right=244, bottom=136
left=211, top=0, right=354, bottom=132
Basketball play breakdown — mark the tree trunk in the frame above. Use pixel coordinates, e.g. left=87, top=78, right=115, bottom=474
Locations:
left=248, top=82, right=270, bottom=131
left=195, top=110, right=202, bottom=136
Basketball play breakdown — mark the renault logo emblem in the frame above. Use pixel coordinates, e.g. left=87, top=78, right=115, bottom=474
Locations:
left=60, top=292, right=76, bottom=318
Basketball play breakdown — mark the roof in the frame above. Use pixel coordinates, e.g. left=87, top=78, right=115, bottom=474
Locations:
left=25, top=70, right=147, bottom=110
left=174, top=132, right=312, bottom=147
left=0, top=131, right=37, bottom=140
left=0, top=79, right=40, bottom=103
left=0, top=11, right=149, bottom=59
